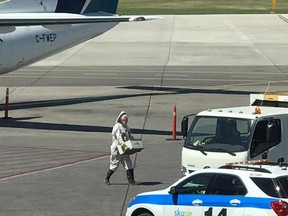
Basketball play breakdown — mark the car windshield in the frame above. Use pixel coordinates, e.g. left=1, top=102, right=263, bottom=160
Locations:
left=184, top=116, right=252, bottom=153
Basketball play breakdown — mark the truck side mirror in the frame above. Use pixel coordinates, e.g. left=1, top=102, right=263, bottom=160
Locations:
left=181, top=117, right=188, bottom=138
left=262, top=152, right=268, bottom=159
left=278, top=157, right=284, bottom=166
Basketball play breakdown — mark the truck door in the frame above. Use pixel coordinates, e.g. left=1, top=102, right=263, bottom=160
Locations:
left=250, top=119, right=281, bottom=158
left=181, top=114, right=196, bottom=138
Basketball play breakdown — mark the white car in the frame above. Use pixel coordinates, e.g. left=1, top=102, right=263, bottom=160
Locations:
left=126, top=161, right=288, bottom=216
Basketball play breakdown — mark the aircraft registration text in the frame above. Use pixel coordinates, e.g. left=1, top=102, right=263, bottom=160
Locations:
left=35, top=33, right=57, bottom=43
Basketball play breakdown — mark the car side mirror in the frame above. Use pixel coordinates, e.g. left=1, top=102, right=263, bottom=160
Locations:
left=169, top=186, right=178, bottom=194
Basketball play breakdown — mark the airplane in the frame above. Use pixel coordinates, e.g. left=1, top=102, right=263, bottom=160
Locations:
left=0, top=0, right=159, bottom=75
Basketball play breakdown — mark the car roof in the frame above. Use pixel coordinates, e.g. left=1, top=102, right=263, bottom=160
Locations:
left=187, top=164, right=288, bottom=179
left=221, top=160, right=288, bottom=176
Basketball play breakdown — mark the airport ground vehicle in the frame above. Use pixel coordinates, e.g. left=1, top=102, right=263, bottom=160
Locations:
left=126, top=160, right=288, bottom=216
left=181, top=92, right=288, bottom=175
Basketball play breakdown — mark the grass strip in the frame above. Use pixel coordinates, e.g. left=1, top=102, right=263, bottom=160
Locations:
left=117, top=0, right=288, bottom=14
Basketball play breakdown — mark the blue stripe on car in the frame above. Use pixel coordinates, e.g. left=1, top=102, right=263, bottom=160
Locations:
left=128, top=194, right=278, bottom=209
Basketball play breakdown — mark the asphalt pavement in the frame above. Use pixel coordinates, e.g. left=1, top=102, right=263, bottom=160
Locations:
left=0, top=14, right=288, bottom=216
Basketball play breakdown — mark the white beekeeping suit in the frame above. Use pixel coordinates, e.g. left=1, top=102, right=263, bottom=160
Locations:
left=104, top=111, right=140, bottom=185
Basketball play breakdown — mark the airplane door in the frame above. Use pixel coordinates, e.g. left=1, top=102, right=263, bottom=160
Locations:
left=0, top=32, right=13, bottom=73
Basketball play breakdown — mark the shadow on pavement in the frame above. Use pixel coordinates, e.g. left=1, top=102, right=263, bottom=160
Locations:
left=0, top=117, right=181, bottom=136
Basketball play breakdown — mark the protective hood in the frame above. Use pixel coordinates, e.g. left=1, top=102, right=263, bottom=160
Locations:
left=115, top=111, right=126, bottom=123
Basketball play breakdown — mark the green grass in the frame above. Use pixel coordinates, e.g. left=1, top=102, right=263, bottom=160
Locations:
left=117, top=0, right=288, bottom=14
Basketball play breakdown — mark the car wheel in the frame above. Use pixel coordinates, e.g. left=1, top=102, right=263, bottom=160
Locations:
left=138, top=213, right=153, bottom=216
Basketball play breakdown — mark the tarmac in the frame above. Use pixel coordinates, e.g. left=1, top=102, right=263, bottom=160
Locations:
left=0, top=14, right=287, bottom=216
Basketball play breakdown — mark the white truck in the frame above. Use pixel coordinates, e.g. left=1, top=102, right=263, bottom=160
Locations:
left=181, top=92, right=288, bottom=175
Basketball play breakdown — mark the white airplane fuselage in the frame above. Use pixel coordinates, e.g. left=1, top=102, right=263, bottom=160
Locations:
left=0, top=22, right=118, bottom=74
left=0, top=0, right=158, bottom=75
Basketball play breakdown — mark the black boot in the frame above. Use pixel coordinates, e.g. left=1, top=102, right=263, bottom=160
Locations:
left=126, top=169, right=140, bottom=185
left=104, top=169, right=114, bottom=185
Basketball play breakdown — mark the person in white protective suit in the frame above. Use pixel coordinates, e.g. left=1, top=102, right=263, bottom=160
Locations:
left=104, top=111, right=140, bottom=185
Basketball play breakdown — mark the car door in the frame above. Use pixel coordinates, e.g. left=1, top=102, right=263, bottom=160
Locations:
left=163, top=173, right=215, bottom=216
left=202, top=174, right=247, bottom=216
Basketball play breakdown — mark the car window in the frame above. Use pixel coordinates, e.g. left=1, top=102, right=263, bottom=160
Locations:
left=176, top=173, right=214, bottom=195
left=211, top=174, right=247, bottom=195
left=251, top=177, right=281, bottom=198
left=276, top=176, right=288, bottom=198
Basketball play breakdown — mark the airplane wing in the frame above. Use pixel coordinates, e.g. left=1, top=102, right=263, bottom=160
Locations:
left=0, top=13, right=160, bottom=26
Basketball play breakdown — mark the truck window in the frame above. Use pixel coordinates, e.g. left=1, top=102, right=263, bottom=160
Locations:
left=250, top=119, right=281, bottom=158
left=184, top=116, right=252, bottom=153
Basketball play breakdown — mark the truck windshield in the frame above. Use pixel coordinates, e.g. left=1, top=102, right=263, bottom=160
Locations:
left=184, top=116, right=252, bottom=153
